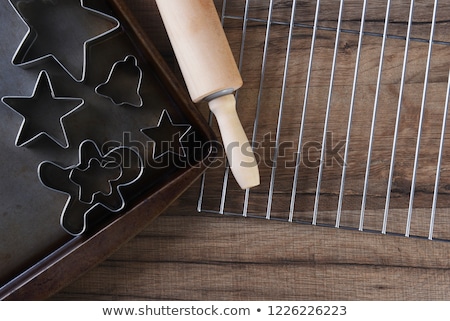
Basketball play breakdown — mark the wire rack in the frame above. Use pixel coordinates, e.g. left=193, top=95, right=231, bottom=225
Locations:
left=197, top=0, right=450, bottom=242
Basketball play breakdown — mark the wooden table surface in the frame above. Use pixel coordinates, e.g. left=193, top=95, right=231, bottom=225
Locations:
left=51, top=0, right=450, bottom=300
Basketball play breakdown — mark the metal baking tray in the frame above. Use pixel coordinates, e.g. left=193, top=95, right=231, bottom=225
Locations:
left=0, top=0, right=215, bottom=300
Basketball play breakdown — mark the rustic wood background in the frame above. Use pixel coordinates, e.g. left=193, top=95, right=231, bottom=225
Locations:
left=52, top=0, right=450, bottom=300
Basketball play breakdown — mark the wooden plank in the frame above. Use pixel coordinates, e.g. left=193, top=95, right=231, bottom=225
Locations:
left=53, top=183, right=450, bottom=300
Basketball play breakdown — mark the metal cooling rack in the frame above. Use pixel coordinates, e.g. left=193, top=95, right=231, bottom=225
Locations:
left=198, top=0, right=450, bottom=242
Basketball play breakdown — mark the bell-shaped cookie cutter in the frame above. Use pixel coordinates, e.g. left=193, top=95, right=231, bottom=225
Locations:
left=95, top=55, right=144, bottom=107
left=1, top=70, right=84, bottom=148
left=9, top=0, right=120, bottom=82
left=38, top=139, right=144, bottom=236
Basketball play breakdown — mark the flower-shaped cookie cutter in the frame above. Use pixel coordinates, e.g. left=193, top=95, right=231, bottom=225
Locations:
left=38, top=139, right=144, bottom=236
left=9, top=0, right=120, bottom=81
left=69, top=157, right=123, bottom=204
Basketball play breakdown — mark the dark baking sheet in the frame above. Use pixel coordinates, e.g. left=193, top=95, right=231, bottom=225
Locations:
left=0, top=0, right=215, bottom=298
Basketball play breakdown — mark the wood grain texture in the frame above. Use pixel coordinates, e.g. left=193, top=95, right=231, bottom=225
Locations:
left=52, top=182, right=450, bottom=300
left=51, top=0, right=450, bottom=300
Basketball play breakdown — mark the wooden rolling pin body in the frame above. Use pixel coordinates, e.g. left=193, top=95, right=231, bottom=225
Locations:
left=154, top=0, right=260, bottom=189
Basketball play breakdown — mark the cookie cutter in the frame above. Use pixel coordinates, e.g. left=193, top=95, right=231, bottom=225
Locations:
left=69, top=157, right=123, bottom=204
left=141, top=109, right=192, bottom=159
left=9, top=0, right=120, bottom=81
left=1, top=70, right=84, bottom=148
left=95, top=55, right=144, bottom=107
left=38, top=139, right=144, bottom=236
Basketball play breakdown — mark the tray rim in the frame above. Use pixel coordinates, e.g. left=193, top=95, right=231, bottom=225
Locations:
left=0, top=0, right=217, bottom=300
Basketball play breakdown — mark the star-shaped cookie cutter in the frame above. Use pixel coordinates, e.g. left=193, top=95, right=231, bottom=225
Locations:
left=38, top=139, right=144, bottom=236
left=141, top=109, right=192, bottom=159
left=9, top=0, right=120, bottom=81
left=1, top=70, right=84, bottom=148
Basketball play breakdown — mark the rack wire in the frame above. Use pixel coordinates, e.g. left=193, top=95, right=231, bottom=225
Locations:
left=198, top=0, right=450, bottom=242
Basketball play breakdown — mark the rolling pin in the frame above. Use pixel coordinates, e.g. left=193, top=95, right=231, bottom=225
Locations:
left=154, top=0, right=260, bottom=189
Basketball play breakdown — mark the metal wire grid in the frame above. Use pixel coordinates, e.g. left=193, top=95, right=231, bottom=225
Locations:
left=197, top=0, right=450, bottom=241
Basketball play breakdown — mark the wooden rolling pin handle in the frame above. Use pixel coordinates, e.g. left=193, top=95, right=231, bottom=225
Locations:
left=208, top=94, right=260, bottom=189
left=154, top=0, right=260, bottom=189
